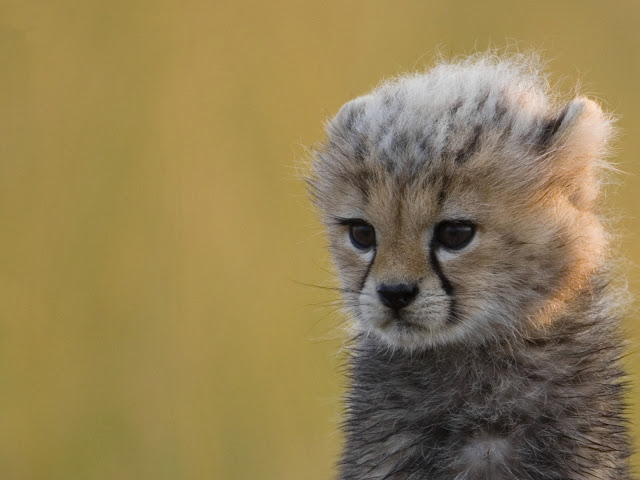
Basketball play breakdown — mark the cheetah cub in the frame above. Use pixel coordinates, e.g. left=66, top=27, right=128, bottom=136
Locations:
left=309, top=55, right=632, bottom=479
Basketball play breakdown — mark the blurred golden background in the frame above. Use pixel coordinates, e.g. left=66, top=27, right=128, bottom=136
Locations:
left=0, top=1, right=638, bottom=479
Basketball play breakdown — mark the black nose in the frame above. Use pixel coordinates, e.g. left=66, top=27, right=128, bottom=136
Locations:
left=377, top=283, right=419, bottom=310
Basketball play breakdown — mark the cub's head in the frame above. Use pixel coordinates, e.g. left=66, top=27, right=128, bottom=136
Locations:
left=309, top=56, right=614, bottom=351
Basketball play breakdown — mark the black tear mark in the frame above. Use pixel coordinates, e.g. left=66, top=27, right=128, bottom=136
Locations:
left=358, top=249, right=377, bottom=292
left=537, top=106, right=569, bottom=149
left=428, top=239, right=453, bottom=295
left=428, top=239, right=459, bottom=324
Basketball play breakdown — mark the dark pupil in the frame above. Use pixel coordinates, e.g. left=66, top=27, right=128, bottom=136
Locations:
left=435, top=222, right=475, bottom=250
left=350, top=224, right=375, bottom=249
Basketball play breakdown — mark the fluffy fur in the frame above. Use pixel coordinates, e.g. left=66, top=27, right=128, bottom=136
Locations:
left=308, top=54, right=632, bottom=479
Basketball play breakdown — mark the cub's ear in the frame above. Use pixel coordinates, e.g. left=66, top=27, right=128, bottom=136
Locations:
left=540, top=97, right=615, bottom=210
left=325, top=95, right=372, bottom=161
left=541, top=97, right=614, bottom=162
left=327, top=96, right=370, bottom=142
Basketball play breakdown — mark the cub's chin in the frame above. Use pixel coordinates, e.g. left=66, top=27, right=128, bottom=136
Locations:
left=358, top=304, right=467, bottom=351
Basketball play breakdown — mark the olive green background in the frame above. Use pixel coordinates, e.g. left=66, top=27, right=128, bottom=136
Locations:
left=0, top=1, right=638, bottom=479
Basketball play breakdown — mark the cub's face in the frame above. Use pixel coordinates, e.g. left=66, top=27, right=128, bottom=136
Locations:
left=322, top=163, right=603, bottom=350
left=311, top=67, right=610, bottom=351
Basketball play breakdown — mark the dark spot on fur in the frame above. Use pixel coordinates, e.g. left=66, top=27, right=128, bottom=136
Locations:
left=343, top=109, right=356, bottom=133
left=380, top=151, right=397, bottom=173
left=390, top=132, right=410, bottom=156
left=377, top=124, right=389, bottom=145
left=450, top=99, right=463, bottom=116
left=454, top=125, right=482, bottom=164
left=476, top=89, right=490, bottom=112
left=341, top=102, right=367, bottom=136
left=419, top=136, right=433, bottom=161
left=501, top=121, right=514, bottom=140
left=353, top=140, right=368, bottom=162
left=537, top=106, right=569, bottom=149
left=494, top=99, right=508, bottom=121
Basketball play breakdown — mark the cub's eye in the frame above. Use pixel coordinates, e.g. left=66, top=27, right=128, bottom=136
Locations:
left=434, top=221, right=475, bottom=250
left=349, top=222, right=376, bottom=250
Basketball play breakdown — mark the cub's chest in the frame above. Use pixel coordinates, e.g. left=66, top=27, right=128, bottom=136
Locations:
left=450, top=433, right=513, bottom=478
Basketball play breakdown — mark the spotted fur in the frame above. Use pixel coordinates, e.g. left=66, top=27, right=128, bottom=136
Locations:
left=308, top=54, right=632, bottom=479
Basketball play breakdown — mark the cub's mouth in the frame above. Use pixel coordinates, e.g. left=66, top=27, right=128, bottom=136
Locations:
left=379, top=313, right=426, bottom=331
left=358, top=290, right=463, bottom=349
